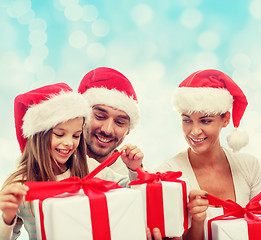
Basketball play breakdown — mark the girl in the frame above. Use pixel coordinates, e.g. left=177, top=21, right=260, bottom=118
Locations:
left=154, top=69, right=261, bottom=240
left=0, top=83, right=142, bottom=239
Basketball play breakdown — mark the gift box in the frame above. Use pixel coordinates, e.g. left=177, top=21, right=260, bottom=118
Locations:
left=25, top=152, right=147, bottom=240
left=204, top=193, right=261, bottom=240
left=33, top=187, right=146, bottom=240
left=129, top=169, right=189, bottom=238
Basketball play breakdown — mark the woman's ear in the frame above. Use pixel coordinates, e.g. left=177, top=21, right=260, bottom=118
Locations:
left=223, top=111, right=231, bottom=127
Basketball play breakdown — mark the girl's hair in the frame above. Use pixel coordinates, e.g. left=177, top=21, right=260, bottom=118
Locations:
left=3, top=119, right=89, bottom=188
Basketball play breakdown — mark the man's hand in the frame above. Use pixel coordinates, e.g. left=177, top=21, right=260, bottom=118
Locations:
left=120, top=144, right=144, bottom=171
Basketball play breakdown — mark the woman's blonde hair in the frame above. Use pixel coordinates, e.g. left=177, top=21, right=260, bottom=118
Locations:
left=3, top=120, right=89, bottom=188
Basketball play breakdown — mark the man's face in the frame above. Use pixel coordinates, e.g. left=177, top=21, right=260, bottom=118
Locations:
left=85, top=104, right=130, bottom=162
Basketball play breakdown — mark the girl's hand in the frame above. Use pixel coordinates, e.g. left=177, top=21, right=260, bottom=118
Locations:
left=0, top=184, right=29, bottom=225
left=120, top=144, right=144, bottom=171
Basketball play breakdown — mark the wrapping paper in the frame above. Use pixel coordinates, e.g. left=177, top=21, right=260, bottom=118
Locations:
left=129, top=169, right=189, bottom=238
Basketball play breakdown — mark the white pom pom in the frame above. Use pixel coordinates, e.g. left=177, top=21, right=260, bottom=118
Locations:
left=226, top=128, right=249, bottom=152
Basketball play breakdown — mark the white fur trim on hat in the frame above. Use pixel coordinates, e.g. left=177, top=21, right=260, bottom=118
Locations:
left=82, top=87, right=140, bottom=129
left=173, top=87, right=233, bottom=114
left=22, top=92, right=91, bottom=137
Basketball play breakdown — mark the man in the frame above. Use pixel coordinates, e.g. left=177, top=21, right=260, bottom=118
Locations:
left=78, top=67, right=143, bottom=175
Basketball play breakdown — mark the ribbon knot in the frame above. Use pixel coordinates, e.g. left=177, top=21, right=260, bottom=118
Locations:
left=129, top=168, right=183, bottom=185
left=207, top=192, right=261, bottom=240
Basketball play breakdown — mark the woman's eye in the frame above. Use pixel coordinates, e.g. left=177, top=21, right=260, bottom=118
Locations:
left=182, top=119, right=191, bottom=123
left=202, top=120, right=212, bottom=124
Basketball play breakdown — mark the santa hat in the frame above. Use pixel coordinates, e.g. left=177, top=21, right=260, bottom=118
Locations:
left=78, top=67, right=140, bottom=129
left=14, top=83, right=91, bottom=153
left=172, top=69, right=249, bottom=152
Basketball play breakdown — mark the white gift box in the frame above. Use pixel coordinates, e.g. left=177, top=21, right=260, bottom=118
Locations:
left=131, top=179, right=189, bottom=238
left=204, top=215, right=261, bottom=240
left=34, top=188, right=146, bottom=240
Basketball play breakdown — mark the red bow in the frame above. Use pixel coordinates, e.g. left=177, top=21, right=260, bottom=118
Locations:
left=24, top=151, right=123, bottom=240
left=129, top=168, right=183, bottom=185
left=207, top=192, right=261, bottom=240
left=25, top=176, right=122, bottom=201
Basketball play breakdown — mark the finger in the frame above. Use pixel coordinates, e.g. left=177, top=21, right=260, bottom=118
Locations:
left=146, top=227, right=152, bottom=240
left=189, top=189, right=208, bottom=201
left=2, top=184, right=28, bottom=196
left=153, top=228, right=162, bottom=240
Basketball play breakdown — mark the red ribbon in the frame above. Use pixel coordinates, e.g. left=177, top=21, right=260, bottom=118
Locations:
left=25, top=151, right=123, bottom=240
left=129, top=169, right=188, bottom=237
left=207, top=192, right=261, bottom=240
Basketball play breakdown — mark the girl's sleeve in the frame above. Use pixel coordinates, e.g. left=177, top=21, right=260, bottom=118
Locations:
left=0, top=215, right=18, bottom=240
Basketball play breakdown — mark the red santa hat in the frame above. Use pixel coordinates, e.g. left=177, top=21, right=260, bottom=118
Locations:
left=78, top=67, right=140, bottom=129
left=172, top=69, right=249, bottom=152
left=14, top=83, right=91, bottom=153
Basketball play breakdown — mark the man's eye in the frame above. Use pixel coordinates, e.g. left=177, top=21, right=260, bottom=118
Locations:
left=95, top=114, right=104, bottom=119
left=73, top=135, right=80, bottom=139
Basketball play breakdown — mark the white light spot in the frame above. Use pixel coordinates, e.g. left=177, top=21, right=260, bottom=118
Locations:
left=17, top=9, right=35, bottom=25
left=232, top=69, right=251, bottom=85
left=59, top=0, right=79, bottom=7
left=92, top=19, right=110, bottom=37
left=86, top=42, right=106, bottom=60
left=29, top=18, right=47, bottom=32
left=195, top=52, right=219, bottom=68
left=36, top=66, right=56, bottom=83
left=28, top=30, right=47, bottom=46
left=198, top=31, right=220, bottom=51
left=64, top=4, right=83, bottom=21
left=131, top=4, right=154, bottom=25
left=69, top=31, right=88, bottom=48
left=82, top=5, right=98, bottom=22
left=180, top=8, right=202, bottom=28
left=249, top=0, right=261, bottom=20
left=232, top=53, right=251, bottom=69
left=30, top=45, right=49, bottom=61
left=7, top=0, right=31, bottom=18
left=143, top=61, right=166, bottom=82
left=24, top=56, right=43, bottom=73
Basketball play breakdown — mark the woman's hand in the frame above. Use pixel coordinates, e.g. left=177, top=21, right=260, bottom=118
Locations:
left=182, top=189, right=209, bottom=240
left=146, top=227, right=181, bottom=240
left=0, top=183, right=29, bottom=225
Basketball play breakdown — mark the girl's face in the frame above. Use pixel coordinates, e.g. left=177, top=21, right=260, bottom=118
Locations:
left=51, top=117, right=84, bottom=174
left=181, top=112, right=230, bottom=155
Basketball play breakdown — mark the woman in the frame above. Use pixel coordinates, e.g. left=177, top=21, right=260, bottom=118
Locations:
left=154, top=69, right=261, bottom=240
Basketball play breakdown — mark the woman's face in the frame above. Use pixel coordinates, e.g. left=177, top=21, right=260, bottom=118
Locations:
left=181, top=112, right=230, bottom=154
left=51, top=117, right=84, bottom=174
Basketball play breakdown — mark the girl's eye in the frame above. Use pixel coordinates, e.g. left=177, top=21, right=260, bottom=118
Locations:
left=54, top=133, right=63, bottom=137
left=73, top=135, right=80, bottom=139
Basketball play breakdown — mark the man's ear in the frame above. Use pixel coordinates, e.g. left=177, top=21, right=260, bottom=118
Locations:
left=223, top=111, right=231, bottom=127
left=126, top=129, right=130, bottom=136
